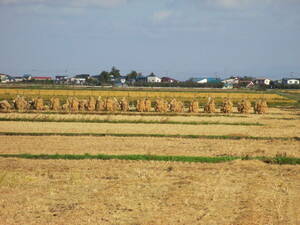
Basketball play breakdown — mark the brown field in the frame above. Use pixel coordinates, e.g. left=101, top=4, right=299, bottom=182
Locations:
left=1, top=106, right=300, bottom=225
left=1, top=158, right=300, bottom=225
left=0, top=119, right=299, bottom=138
left=0, top=136, right=299, bottom=157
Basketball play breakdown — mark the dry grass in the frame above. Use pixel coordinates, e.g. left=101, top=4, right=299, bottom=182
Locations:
left=0, top=106, right=299, bottom=224
left=0, top=120, right=298, bottom=138
left=0, top=136, right=299, bottom=157
left=0, top=158, right=300, bottom=225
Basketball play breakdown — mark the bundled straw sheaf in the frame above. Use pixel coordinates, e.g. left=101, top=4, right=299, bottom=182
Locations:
left=0, top=100, right=11, bottom=111
left=120, top=98, right=129, bottom=112
left=155, top=98, right=169, bottom=113
left=0, top=96, right=268, bottom=114
left=13, top=96, right=28, bottom=111
left=254, top=99, right=268, bottom=114
left=105, top=97, right=119, bottom=112
left=50, top=97, right=61, bottom=111
left=204, top=97, right=216, bottom=113
left=189, top=100, right=199, bottom=113
left=95, top=97, right=105, bottom=111
left=33, top=97, right=45, bottom=110
left=136, top=98, right=152, bottom=112
left=87, top=97, right=96, bottom=111
left=220, top=98, right=233, bottom=113
left=237, top=99, right=252, bottom=114
left=170, top=98, right=184, bottom=113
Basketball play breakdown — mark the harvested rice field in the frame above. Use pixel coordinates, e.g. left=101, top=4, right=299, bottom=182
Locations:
left=0, top=158, right=300, bottom=225
left=0, top=104, right=300, bottom=225
left=0, top=119, right=299, bottom=138
left=0, top=136, right=299, bottom=157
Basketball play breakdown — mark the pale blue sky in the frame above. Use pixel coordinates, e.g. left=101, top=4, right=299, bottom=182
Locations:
left=1, top=0, right=300, bottom=80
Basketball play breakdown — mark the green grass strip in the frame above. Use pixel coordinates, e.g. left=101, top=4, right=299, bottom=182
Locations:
left=0, top=131, right=298, bottom=141
left=0, top=153, right=299, bottom=165
left=0, top=118, right=264, bottom=126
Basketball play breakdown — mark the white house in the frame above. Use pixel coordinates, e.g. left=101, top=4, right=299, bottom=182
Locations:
left=119, top=76, right=127, bottom=84
left=0, top=74, right=9, bottom=83
left=222, top=77, right=239, bottom=85
left=283, top=78, right=300, bottom=85
left=70, top=77, right=86, bottom=85
left=11, top=76, right=24, bottom=82
left=147, top=74, right=161, bottom=83
left=254, top=78, right=271, bottom=86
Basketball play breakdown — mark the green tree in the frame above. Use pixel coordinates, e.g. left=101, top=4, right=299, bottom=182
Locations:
left=109, top=66, right=120, bottom=78
left=126, top=70, right=138, bottom=80
left=99, top=71, right=110, bottom=83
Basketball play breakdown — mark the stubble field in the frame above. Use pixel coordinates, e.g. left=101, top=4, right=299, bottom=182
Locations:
left=0, top=90, right=300, bottom=224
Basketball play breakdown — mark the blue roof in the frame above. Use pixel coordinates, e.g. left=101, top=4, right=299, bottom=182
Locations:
left=191, top=77, right=221, bottom=83
left=191, top=77, right=206, bottom=82
left=207, top=78, right=221, bottom=83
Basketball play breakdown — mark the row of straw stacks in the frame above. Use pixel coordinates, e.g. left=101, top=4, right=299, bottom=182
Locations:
left=0, top=96, right=268, bottom=114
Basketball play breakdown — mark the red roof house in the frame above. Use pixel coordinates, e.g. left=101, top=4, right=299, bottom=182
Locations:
left=32, top=76, right=52, bottom=81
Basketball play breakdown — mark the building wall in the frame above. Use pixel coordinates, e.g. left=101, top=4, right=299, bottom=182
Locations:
left=287, top=79, right=300, bottom=84
left=196, top=79, right=207, bottom=84
left=147, top=77, right=161, bottom=83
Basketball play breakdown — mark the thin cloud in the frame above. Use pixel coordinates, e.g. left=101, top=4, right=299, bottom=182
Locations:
left=212, top=0, right=300, bottom=8
left=0, top=0, right=128, bottom=8
left=152, top=10, right=173, bottom=23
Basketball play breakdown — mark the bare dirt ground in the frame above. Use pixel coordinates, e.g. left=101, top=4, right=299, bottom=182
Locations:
left=0, top=158, right=300, bottom=225
left=0, top=136, right=299, bottom=157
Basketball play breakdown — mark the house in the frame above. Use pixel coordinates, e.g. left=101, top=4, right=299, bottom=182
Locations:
left=23, top=74, right=32, bottom=81
left=254, top=78, right=271, bottom=86
left=282, top=78, right=300, bottom=85
left=112, top=76, right=127, bottom=87
left=32, top=76, right=52, bottom=81
left=119, top=76, right=127, bottom=84
left=75, top=74, right=90, bottom=80
left=11, top=76, right=24, bottom=82
left=161, top=77, right=178, bottom=83
left=239, top=80, right=254, bottom=88
left=190, top=78, right=207, bottom=84
left=147, top=74, right=161, bottom=83
left=135, top=75, right=147, bottom=83
left=0, top=73, right=9, bottom=83
left=222, top=77, right=239, bottom=85
left=190, top=77, right=221, bottom=84
left=55, top=75, right=68, bottom=84
left=69, top=74, right=91, bottom=85
left=70, top=77, right=86, bottom=85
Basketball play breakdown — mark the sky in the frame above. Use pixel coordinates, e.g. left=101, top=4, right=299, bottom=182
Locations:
left=0, top=0, right=300, bottom=80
